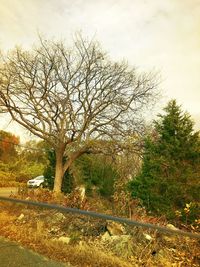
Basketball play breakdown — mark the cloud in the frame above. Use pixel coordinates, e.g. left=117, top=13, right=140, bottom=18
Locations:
left=0, top=0, right=199, bottom=136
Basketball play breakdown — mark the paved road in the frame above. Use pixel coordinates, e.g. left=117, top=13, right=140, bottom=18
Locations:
left=0, top=237, right=71, bottom=267
left=0, top=187, right=18, bottom=197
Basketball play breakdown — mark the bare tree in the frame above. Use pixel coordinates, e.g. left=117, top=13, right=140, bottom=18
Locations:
left=0, top=36, right=158, bottom=193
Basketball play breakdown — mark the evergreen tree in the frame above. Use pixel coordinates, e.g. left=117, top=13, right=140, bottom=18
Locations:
left=129, top=100, right=200, bottom=220
left=76, top=154, right=118, bottom=198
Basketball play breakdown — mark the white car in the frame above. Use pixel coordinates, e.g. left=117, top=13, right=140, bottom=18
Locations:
left=27, top=175, right=44, bottom=188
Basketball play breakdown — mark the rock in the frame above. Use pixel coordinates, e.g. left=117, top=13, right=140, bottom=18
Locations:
left=54, top=212, right=66, bottom=222
left=163, top=224, right=179, bottom=243
left=75, top=186, right=86, bottom=202
left=143, top=233, right=153, bottom=241
left=166, top=224, right=178, bottom=231
left=101, top=234, right=131, bottom=244
left=17, top=214, right=25, bottom=220
left=106, top=221, right=125, bottom=236
left=79, top=240, right=86, bottom=246
left=162, top=235, right=177, bottom=243
left=111, top=235, right=131, bottom=242
left=79, top=186, right=86, bottom=202
left=47, top=213, right=66, bottom=224
left=48, top=227, right=60, bottom=234
left=58, top=236, right=71, bottom=244
left=101, top=234, right=133, bottom=258
left=101, top=231, right=111, bottom=241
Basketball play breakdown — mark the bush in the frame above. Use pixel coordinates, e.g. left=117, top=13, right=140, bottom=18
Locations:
left=76, top=154, right=118, bottom=198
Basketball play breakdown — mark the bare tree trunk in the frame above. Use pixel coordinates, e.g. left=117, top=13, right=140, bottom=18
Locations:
left=53, top=149, right=64, bottom=194
left=63, top=149, right=87, bottom=174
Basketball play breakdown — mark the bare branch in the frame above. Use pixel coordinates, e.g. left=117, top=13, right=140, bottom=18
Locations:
left=0, top=35, right=159, bottom=193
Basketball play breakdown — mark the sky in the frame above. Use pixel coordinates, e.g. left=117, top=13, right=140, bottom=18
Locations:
left=0, top=0, right=200, bottom=140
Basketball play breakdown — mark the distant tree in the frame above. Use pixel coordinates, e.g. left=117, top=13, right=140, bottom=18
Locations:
left=129, top=100, right=200, bottom=219
left=0, top=130, right=19, bottom=162
left=0, top=35, right=158, bottom=193
left=20, top=140, right=47, bottom=164
left=13, top=140, right=48, bottom=182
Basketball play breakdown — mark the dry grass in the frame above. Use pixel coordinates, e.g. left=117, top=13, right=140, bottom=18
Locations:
left=0, top=199, right=199, bottom=267
left=0, top=205, right=133, bottom=267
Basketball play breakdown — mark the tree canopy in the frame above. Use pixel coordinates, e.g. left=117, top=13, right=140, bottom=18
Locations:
left=0, top=35, right=158, bottom=193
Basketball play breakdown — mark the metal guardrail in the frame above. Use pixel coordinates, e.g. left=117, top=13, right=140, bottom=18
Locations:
left=0, top=196, right=200, bottom=239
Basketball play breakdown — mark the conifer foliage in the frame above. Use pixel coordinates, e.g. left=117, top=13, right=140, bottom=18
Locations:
left=129, top=100, right=200, bottom=221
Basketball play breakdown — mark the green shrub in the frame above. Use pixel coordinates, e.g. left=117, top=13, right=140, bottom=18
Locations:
left=76, top=154, right=118, bottom=198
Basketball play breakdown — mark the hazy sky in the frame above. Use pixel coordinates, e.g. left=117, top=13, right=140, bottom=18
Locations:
left=0, top=0, right=200, bottom=139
